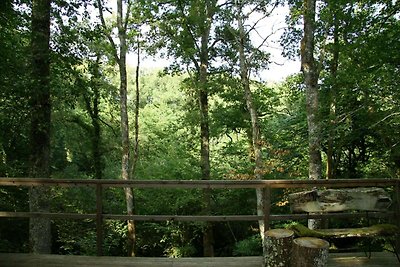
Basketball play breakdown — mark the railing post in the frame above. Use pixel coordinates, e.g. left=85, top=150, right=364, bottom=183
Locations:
left=261, top=186, right=271, bottom=267
left=396, top=180, right=400, bottom=254
left=263, top=186, right=271, bottom=232
left=96, top=183, right=103, bottom=256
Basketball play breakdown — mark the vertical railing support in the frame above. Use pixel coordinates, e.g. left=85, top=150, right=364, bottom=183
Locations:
left=262, top=186, right=272, bottom=267
left=96, top=183, right=103, bottom=256
left=395, top=180, right=400, bottom=254
left=263, top=186, right=271, bottom=232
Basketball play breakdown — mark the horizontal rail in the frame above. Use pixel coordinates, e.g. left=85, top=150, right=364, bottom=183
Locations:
left=0, top=212, right=96, bottom=220
left=0, top=211, right=395, bottom=221
left=1, top=177, right=398, bottom=256
left=0, top=178, right=398, bottom=188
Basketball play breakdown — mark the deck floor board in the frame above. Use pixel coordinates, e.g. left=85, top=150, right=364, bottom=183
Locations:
left=0, top=252, right=398, bottom=266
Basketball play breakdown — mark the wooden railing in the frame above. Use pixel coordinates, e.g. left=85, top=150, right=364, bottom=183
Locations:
left=0, top=178, right=399, bottom=256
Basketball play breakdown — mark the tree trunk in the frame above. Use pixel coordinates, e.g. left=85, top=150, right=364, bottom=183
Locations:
left=92, top=88, right=102, bottom=181
left=326, top=4, right=339, bottom=180
left=236, top=1, right=267, bottom=255
left=116, top=0, right=135, bottom=256
left=120, top=38, right=136, bottom=256
left=264, top=229, right=294, bottom=267
left=92, top=60, right=102, bottom=181
left=29, top=0, right=52, bottom=254
left=84, top=56, right=103, bottom=180
left=130, top=37, right=140, bottom=179
left=199, top=28, right=214, bottom=258
left=94, top=0, right=138, bottom=255
left=175, top=0, right=216, bottom=255
left=302, top=0, right=322, bottom=181
left=301, top=0, right=322, bottom=230
left=292, top=237, right=329, bottom=267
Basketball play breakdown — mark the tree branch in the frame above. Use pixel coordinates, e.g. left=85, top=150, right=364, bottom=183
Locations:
left=124, top=0, right=132, bottom=34
left=371, top=112, right=400, bottom=128
left=176, top=0, right=201, bottom=68
left=97, top=0, right=120, bottom=62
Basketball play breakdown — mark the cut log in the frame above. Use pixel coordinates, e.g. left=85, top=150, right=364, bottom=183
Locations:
left=289, top=187, right=391, bottom=213
left=292, top=237, right=329, bottom=267
left=264, top=229, right=294, bottom=267
left=290, top=223, right=399, bottom=239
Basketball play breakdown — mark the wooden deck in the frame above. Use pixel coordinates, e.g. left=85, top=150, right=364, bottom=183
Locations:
left=0, top=252, right=399, bottom=267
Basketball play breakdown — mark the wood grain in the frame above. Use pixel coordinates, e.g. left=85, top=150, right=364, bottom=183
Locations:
left=0, top=252, right=398, bottom=267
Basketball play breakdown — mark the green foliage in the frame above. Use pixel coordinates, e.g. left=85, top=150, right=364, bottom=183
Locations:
left=260, top=75, right=309, bottom=179
left=1, top=0, right=400, bottom=257
left=0, top=0, right=31, bottom=177
left=232, top=235, right=262, bottom=256
left=0, top=189, right=29, bottom=253
left=137, top=221, right=200, bottom=257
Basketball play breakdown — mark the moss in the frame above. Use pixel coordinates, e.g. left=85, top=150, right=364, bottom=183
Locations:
left=288, top=223, right=399, bottom=239
left=288, top=224, right=325, bottom=238
left=370, top=224, right=400, bottom=235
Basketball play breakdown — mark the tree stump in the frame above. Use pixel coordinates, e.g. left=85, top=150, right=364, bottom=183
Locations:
left=264, top=229, right=294, bottom=267
left=292, top=237, right=329, bottom=267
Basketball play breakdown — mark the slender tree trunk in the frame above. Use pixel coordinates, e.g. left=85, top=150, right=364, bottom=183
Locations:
left=301, top=0, right=322, bottom=229
left=98, top=0, right=136, bottom=255
left=130, top=38, right=140, bottom=179
left=29, top=0, right=52, bottom=254
left=92, top=94, right=102, bottom=180
left=176, top=0, right=216, bottom=255
left=127, top=39, right=140, bottom=256
left=302, top=0, right=321, bottom=182
left=92, top=76, right=102, bottom=180
left=84, top=56, right=103, bottom=180
left=236, top=2, right=267, bottom=256
left=326, top=6, right=339, bottom=180
left=120, top=44, right=136, bottom=257
left=199, top=27, right=214, bottom=258
left=116, top=0, right=136, bottom=256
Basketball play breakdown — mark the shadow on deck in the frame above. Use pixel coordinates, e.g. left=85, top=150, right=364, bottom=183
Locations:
left=0, top=252, right=399, bottom=267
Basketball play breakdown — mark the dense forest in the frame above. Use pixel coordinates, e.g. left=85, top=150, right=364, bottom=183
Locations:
left=0, top=0, right=399, bottom=258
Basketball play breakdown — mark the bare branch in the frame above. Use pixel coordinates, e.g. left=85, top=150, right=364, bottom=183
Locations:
left=99, top=117, right=119, bottom=137
left=371, top=112, right=400, bottom=128
left=244, top=2, right=264, bottom=19
left=124, top=0, right=132, bottom=34
left=97, top=0, right=119, bottom=62
left=245, top=1, right=280, bottom=37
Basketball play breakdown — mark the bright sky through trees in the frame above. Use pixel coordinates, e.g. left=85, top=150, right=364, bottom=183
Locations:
left=126, top=4, right=299, bottom=83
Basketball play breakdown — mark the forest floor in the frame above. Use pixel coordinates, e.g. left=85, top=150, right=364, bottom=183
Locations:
left=0, top=252, right=399, bottom=266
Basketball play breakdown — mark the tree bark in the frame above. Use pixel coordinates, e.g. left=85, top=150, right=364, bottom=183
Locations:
left=301, top=0, right=322, bottom=230
left=264, top=229, right=294, bottom=267
left=116, top=0, right=136, bottom=256
left=130, top=37, right=140, bottom=179
left=301, top=0, right=322, bottom=181
left=175, top=0, right=217, bottom=255
left=199, top=14, right=214, bottom=258
left=29, top=0, right=52, bottom=254
left=289, top=187, right=392, bottom=213
left=83, top=56, right=103, bottom=180
left=292, top=237, right=329, bottom=267
left=92, top=60, right=102, bottom=181
left=326, top=3, right=339, bottom=180
left=98, top=0, right=135, bottom=256
left=236, top=1, right=267, bottom=255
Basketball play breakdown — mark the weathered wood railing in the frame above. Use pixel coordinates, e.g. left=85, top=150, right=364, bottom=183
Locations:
left=0, top=178, right=399, bottom=256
